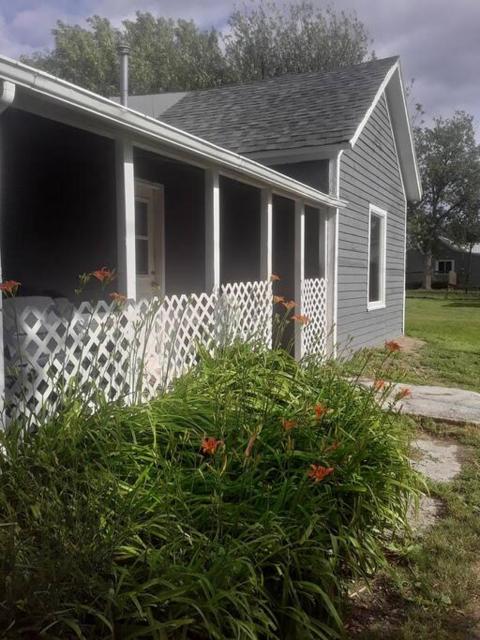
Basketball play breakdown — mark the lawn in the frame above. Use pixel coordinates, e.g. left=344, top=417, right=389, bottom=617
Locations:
left=346, top=291, right=480, bottom=392
left=347, top=419, right=480, bottom=639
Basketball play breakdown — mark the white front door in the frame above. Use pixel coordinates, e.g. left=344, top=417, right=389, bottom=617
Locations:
left=135, top=181, right=165, bottom=299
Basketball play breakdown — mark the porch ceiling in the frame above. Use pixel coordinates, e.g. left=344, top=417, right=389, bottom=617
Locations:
left=0, top=55, right=346, bottom=211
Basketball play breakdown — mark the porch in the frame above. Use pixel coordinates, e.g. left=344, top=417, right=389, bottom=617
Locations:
left=0, top=81, right=341, bottom=418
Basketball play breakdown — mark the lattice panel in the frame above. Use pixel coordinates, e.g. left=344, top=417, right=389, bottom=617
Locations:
left=221, top=280, right=272, bottom=347
left=3, top=281, right=272, bottom=421
left=301, top=277, right=328, bottom=357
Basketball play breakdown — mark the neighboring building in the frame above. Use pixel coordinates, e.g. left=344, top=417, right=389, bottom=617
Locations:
left=407, top=239, right=480, bottom=289
left=0, top=53, right=421, bottom=413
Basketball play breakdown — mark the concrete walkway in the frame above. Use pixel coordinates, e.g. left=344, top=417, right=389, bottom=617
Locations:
left=362, top=380, right=480, bottom=426
left=390, top=382, right=480, bottom=426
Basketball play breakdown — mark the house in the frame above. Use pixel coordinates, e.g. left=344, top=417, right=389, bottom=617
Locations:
left=0, top=53, right=420, bottom=415
left=407, top=239, right=480, bottom=289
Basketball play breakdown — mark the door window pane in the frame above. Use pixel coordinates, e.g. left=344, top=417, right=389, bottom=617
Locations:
left=135, top=200, right=148, bottom=237
left=136, top=238, right=149, bottom=275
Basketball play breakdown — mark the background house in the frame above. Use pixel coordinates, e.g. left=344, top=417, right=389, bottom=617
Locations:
left=407, top=239, right=480, bottom=289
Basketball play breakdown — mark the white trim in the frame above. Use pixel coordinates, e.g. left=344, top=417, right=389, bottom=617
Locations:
left=294, top=200, right=305, bottom=359
left=0, top=79, right=15, bottom=114
left=115, top=138, right=136, bottom=300
left=349, top=61, right=422, bottom=202
left=205, top=168, right=221, bottom=290
left=350, top=63, right=399, bottom=147
left=0, top=55, right=345, bottom=211
left=260, top=188, right=273, bottom=280
left=332, top=151, right=342, bottom=355
left=134, top=180, right=165, bottom=298
left=402, top=200, right=407, bottom=334
left=435, top=259, right=455, bottom=274
left=367, top=204, right=387, bottom=311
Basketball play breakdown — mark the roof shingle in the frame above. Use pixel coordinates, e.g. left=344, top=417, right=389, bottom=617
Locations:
left=160, top=56, right=399, bottom=155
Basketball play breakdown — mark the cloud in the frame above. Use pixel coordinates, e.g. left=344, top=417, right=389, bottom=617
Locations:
left=1, top=0, right=479, bottom=131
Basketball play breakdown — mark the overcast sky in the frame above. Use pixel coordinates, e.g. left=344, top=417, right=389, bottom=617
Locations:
left=1, top=0, right=479, bottom=133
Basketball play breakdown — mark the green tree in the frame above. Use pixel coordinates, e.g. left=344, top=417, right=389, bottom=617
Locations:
left=408, top=111, right=480, bottom=289
left=20, top=2, right=372, bottom=95
left=20, top=13, right=227, bottom=95
left=225, top=0, right=372, bottom=82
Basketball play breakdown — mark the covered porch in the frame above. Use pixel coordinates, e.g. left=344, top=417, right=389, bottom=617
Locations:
left=0, top=66, right=343, bottom=417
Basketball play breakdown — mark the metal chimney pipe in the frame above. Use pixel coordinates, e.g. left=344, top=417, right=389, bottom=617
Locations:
left=117, top=41, right=130, bottom=106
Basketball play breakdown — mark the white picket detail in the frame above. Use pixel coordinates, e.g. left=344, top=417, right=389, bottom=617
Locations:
left=3, top=281, right=273, bottom=420
left=301, top=277, right=328, bottom=357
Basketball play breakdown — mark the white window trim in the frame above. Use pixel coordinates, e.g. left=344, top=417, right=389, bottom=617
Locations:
left=435, top=259, right=455, bottom=274
left=367, top=204, right=387, bottom=311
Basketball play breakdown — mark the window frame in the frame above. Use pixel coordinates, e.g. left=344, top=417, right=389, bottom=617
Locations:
left=367, top=204, right=387, bottom=311
left=435, top=259, right=455, bottom=274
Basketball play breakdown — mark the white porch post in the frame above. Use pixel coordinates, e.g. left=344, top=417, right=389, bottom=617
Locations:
left=260, top=188, right=273, bottom=280
left=205, top=168, right=221, bottom=290
left=115, top=138, right=136, bottom=300
left=294, top=200, right=305, bottom=359
left=0, top=82, right=15, bottom=417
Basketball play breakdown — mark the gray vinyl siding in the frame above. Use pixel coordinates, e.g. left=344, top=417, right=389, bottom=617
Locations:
left=337, top=93, right=406, bottom=351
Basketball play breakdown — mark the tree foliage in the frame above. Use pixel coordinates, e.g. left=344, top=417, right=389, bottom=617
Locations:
left=224, top=1, right=371, bottom=82
left=20, top=2, right=372, bottom=96
left=408, top=111, right=480, bottom=288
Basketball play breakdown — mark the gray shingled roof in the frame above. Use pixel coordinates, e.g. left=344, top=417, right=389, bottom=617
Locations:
left=160, top=57, right=399, bottom=155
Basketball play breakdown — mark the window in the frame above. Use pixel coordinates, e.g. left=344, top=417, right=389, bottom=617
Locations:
left=135, top=199, right=150, bottom=275
left=435, top=259, right=454, bottom=274
left=367, top=205, right=387, bottom=310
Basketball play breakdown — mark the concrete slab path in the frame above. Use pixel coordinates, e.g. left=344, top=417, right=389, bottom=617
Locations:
left=363, top=380, right=480, bottom=426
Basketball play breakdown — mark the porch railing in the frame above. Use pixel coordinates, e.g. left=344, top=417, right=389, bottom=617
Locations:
left=3, top=277, right=328, bottom=422
left=3, top=280, right=272, bottom=421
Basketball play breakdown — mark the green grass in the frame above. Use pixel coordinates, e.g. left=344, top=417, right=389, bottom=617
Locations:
left=344, top=291, right=480, bottom=393
left=348, top=420, right=480, bottom=639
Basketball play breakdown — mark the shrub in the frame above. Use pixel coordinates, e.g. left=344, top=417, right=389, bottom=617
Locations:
left=0, top=341, right=417, bottom=639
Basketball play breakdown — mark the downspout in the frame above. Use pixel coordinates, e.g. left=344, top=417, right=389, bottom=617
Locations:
left=0, top=80, right=15, bottom=113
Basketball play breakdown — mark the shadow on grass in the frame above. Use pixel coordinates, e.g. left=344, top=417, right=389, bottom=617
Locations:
left=443, top=301, right=480, bottom=308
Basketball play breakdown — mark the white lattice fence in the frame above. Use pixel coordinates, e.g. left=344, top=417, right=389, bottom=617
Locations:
left=302, top=277, right=328, bottom=357
left=3, top=281, right=272, bottom=421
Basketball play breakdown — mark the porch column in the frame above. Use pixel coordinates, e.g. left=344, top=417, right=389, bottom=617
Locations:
left=294, top=200, right=305, bottom=359
left=0, top=82, right=15, bottom=417
left=325, top=207, right=338, bottom=357
left=260, top=188, right=273, bottom=280
left=115, top=138, right=136, bottom=300
left=205, top=168, right=221, bottom=290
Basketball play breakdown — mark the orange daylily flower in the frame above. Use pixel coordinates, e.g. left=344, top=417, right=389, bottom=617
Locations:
left=308, top=464, right=334, bottom=483
left=201, top=437, right=224, bottom=455
left=110, top=292, right=127, bottom=304
left=273, top=295, right=285, bottom=304
left=373, top=379, right=386, bottom=391
left=282, top=300, right=296, bottom=311
left=395, top=388, right=412, bottom=401
left=385, top=340, right=401, bottom=353
left=281, top=418, right=297, bottom=431
left=0, top=280, right=21, bottom=296
left=291, top=314, right=310, bottom=325
left=314, top=403, right=328, bottom=419
left=91, top=267, right=116, bottom=284
left=270, top=273, right=281, bottom=282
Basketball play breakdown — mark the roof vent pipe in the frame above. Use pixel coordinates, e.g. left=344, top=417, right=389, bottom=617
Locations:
left=117, top=41, right=130, bottom=107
